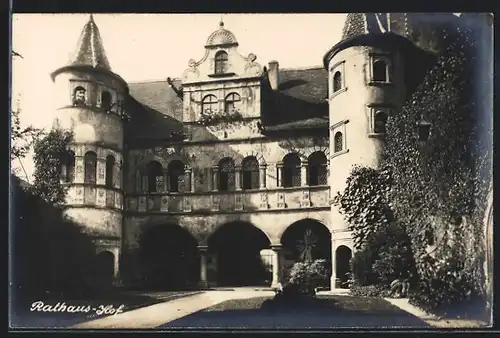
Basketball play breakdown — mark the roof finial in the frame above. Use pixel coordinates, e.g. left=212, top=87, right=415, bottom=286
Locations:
left=89, top=14, right=94, bottom=23
left=219, top=14, right=224, bottom=27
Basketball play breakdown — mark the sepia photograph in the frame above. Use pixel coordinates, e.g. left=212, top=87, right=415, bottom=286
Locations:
left=9, top=12, right=493, bottom=330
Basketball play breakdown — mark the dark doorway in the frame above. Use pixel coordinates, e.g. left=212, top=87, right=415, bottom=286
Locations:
left=280, top=219, right=332, bottom=287
left=139, top=224, right=199, bottom=290
left=208, top=222, right=271, bottom=287
left=336, top=245, right=352, bottom=289
left=94, top=251, right=115, bottom=288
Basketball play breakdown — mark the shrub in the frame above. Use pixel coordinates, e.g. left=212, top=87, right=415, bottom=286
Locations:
left=349, top=283, right=391, bottom=298
left=287, top=259, right=329, bottom=295
left=350, top=221, right=416, bottom=288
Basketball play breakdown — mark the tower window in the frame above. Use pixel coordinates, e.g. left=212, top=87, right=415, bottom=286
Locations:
left=101, top=91, right=112, bottom=111
left=202, top=94, right=218, bottom=113
left=334, top=131, right=343, bottom=152
left=215, top=51, right=229, bottom=74
left=168, top=160, right=185, bottom=193
left=73, top=86, right=86, bottom=105
left=374, top=111, right=388, bottom=134
left=218, top=157, right=235, bottom=191
left=308, top=152, right=327, bottom=186
left=282, top=153, right=301, bottom=188
left=84, top=151, right=97, bottom=184
left=61, top=150, right=75, bottom=183
left=224, top=92, right=241, bottom=113
left=146, top=161, right=164, bottom=193
left=333, top=71, right=342, bottom=92
left=373, top=60, right=388, bottom=82
left=105, top=155, right=115, bottom=188
left=241, top=156, right=259, bottom=190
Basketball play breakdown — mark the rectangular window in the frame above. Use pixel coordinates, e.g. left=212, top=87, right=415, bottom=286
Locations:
left=368, top=53, right=393, bottom=85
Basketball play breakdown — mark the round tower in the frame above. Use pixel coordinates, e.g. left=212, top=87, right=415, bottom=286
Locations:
left=50, top=15, right=129, bottom=287
left=323, top=13, right=417, bottom=289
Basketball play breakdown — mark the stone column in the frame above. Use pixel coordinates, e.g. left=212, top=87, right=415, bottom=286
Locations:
left=301, top=160, right=309, bottom=186
left=97, top=158, right=106, bottom=185
left=235, top=165, right=242, bottom=190
left=271, top=244, right=282, bottom=288
left=276, top=162, right=283, bottom=188
left=259, top=164, right=267, bottom=189
left=163, top=172, right=169, bottom=192
left=75, top=156, right=85, bottom=183
left=212, top=167, right=219, bottom=192
left=113, top=248, right=120, bottom=278
left=330, top=234, right=337, bottom=291
left=198, top=246, right=209, bottom=288
left=185, top=167, right=192, bottom=192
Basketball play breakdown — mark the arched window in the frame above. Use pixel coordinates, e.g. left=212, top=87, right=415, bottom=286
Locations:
left=105, top=155, right=115, bottom=188
left=308, top=152, right=327, bottom=186
left=168, top=160, right=185, bottom=193
left=84, top=151, right=97, bottom=184
left=333, top=71, right=342, bottom=92
left=241, top=156, right=259, bottom=190
left=101, top=91, right=112, bottom=111
left=282, top=153, right=301, bottom=188
left=334, top=132, right=343, bottom=152
left=61, top=150, right=75, bottom=183
left=374, top=111, right=388, bottom=134
left=224, top=93, right=241, bottom=113
left=202, top=94, right=218, bottom=113
left=73, top=86, right=86, bottom=105
left=218, top=158, right=235, bottom=191
left=146, top=161, right=164, bottom=193
left=215, top=51, right=229, bottom=74
left=373, top=60, right=387, bottom=82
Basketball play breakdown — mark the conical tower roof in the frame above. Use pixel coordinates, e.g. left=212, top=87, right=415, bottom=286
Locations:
left=67, top=14, right=112, bottom=70
left=341, top=13, right=409, bottom=40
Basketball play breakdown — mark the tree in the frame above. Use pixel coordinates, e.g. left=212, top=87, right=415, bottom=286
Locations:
left=10, top=108, right=43, bottom=162
left=11, top=50, right=44, bottom=181
left=32, top=129, right=73, bottom=205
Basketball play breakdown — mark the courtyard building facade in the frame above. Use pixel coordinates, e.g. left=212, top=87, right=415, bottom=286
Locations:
left=50, top=13, right=467, bottom=290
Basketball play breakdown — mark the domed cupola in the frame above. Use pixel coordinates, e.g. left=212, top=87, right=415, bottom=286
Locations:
left=205, top=21, right=239, bottom=48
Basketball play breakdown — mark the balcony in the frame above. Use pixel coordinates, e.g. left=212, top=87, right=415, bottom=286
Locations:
left=65, top=184, right=124, bottom=210
left=126, top=185, right=329, bottom=214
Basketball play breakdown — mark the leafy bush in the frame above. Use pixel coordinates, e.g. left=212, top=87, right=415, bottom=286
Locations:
left=287, top=259, right=329, bottom=295
left=11, top=175, right=96, bottom=297
left=349, top=283, right=391, bottom=298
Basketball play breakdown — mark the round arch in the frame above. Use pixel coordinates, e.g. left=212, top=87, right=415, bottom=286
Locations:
left=335, top=245, right=352, bottom=289
left=93, top=250, right=115, bottom=288
left=207, top=221, right=272, bottom=287
left=280, top=218, right=332, bottom=288
left=139, top=224, right=199, bottom=290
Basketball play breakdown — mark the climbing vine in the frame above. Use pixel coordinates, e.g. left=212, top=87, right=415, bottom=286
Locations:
left=381, top=23, right=491, bottom=311
left=32, top=128, right=73, bottom=206
left=333, top=165, right=393, bottom=250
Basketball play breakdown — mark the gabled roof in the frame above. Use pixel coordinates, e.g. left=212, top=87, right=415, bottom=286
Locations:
left=67, top=14, right=112, bottom=70
left=125, top=66, right=330, bottom=142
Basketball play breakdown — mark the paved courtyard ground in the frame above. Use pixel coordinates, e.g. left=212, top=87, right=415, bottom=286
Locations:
left=10, top=290, right=201, bottom=329
left=12, top=288, right=489, bottom=329
left=160, top=294, right=431, bottom=329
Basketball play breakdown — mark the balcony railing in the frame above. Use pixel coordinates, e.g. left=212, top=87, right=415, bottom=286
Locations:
left=126, top=185, right=329, bottom=213
left=65, top=185, right=123, bottom=210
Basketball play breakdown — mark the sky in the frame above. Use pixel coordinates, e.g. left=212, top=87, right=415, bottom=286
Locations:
left=11, top=13, right=347, bottom=181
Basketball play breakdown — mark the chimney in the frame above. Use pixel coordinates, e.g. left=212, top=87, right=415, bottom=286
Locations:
left=268, top=61, right=279, bottom=90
